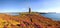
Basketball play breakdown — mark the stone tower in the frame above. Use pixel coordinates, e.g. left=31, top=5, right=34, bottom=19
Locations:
left=29, top=8, right=31, bottom=13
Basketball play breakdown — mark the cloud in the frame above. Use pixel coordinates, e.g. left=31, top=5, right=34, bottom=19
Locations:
left=38, top=7, right=60, bottom=13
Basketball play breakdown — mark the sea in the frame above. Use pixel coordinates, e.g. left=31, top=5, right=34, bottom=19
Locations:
left=40, top=13, right=60, bottom=21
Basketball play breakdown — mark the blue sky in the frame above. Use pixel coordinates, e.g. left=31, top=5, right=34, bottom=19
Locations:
left=0, top=0, right=60, bottom=13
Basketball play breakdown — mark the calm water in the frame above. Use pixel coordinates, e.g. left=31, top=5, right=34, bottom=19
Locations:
left=41, top=13, right=60, bottom=21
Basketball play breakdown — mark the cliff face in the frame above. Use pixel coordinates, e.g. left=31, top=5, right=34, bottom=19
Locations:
left=0, top=13, right=60, bottom=28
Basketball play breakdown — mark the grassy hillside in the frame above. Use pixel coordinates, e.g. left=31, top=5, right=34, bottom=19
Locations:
left=0, top=12, right=59, bottom=28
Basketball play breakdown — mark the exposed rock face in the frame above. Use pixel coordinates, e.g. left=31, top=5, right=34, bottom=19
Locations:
left=0, top=13, right=59, bottom=28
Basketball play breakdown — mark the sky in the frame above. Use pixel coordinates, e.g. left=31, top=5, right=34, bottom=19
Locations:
left=0, top=0, right=60, bottom=13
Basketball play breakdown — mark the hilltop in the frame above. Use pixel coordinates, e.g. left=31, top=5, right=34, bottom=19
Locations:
left=0, top=12, right=60, bottom=28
